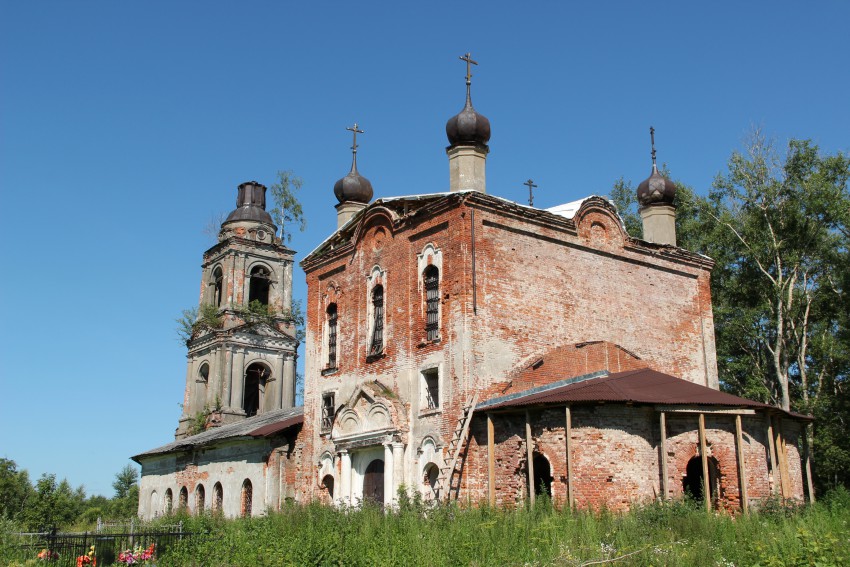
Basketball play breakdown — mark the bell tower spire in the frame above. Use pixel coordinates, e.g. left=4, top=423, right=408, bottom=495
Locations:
left=445, top=52, right=491, bottom=193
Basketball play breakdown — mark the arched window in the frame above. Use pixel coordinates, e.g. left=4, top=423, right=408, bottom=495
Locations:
left=243, top=363, right=269, bottom=417
left=423, top=265, right=439, bottom=341
left=212, top=482, right=223, bottom=514
left=178, top=487, right=188, bottom=510
left=369, top=285, right=384, bottom=355
left=195, top=484, right=205, bottom=513
left=198, top=362, right=210, bottom=382
left=149, top=491, right=159, bottom=517
left=241, top=479, right=253, bottom=517
left=248, top=266, right=271, bottom=306
left=212, top=266, right=224, bottom=307
left=326, top=303, right=338, bottom=369
left=164, top=488, right=173, bottom=514
left=423, top=463, right=439, bottom=501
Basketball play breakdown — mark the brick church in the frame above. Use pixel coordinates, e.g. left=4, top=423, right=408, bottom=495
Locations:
left=134, top=57, right=811, bottom=519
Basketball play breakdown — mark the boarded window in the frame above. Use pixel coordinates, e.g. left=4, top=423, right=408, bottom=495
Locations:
left=241, top=479, right=253, bottom=517
left=321, top=393, right=335, bottom=432
left=212, top=482, right=223, bottom=514
left=424, top=265, right=439, bottom=341
left=326, top=303, right=338, bottom=368
left=195, top=484, right=205, bottom=513
left=422, top=368, right=439, bottom=410
left=248, top=266, right=271, bottom=305
left=369, top=285, right=384, bottom=355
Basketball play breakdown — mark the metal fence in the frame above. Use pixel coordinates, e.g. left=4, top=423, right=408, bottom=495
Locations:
left=6, top=525, right=197, bottom=567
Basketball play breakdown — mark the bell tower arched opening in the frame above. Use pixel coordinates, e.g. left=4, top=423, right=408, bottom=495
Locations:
left=243, top=363, right=269, bottom=417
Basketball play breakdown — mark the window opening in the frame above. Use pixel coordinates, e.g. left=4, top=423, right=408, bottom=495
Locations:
left=248, top=266, right=271, bottom=305
left=422, top=368, right=439, bottom=410
left=195, top=484, right=205, bottom=513
left=212, top=267, right=223, bottom=307
left=164, top=489, right=173, bottom=514
left=243, top=363, right=268, bottom=417
left=198, top=363, right=209, bottom=382
left=532, top=453, right=553, bottom=497
left=149, top=491, right=159, bottom=517
left=241, top=479, right=253, bottom=517
left=369, top=285, right=384, bottom=355
left=321, top=393, right=335, bottom=433
left=327, top=303, right=338, bottom=368
left=424, top=266, right=440, bottom=340
left=212, top=482, right=223, bottom=514
left=178, top=487, right=188, bottom=510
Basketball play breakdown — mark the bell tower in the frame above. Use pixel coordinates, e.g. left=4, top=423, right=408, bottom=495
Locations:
left=176, top=181, right=299, bottom=439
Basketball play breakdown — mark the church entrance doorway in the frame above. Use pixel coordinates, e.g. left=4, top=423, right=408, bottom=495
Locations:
left=683, top=455, right=720, bottom=504
left=532, top=453, right=553, bottom=497
left=363, top=459, right=385, bottom=505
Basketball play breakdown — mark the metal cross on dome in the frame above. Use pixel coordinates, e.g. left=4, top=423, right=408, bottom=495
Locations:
left=459, top=52, right=478, bottom=85
left=650, top=126, right=657, bottom=169
left=524, top=179, right=538, bottom=207
left=346, top=123, right=364, bottom=154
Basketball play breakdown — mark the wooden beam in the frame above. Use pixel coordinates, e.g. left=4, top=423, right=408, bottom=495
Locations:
left=655, top=406, right=757, bottom=416
left=735, top=414, right=749, bottom=514
left=698, top=413, right=710, bottom=513
left=526, top=410, right=535, bottom=506
left=766, top=416, right=780, bottom=496
left=487, top=413, right=495, bottom=506
left=565, top=405, right=574, bottom=509
left=659, top=411, right=668, bottom=501
left=804, top=423, right=815, bottom=504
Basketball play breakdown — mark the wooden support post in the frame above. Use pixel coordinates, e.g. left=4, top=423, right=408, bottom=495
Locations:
left=804, top=423, right=815, bottom=504
left=766, top=416, right=780, bottom=496
left=735, top=414, right=749, bottom=514
left=698, top=413, right=710, bottom=513
left=526, top=410, right=535, bottom=506
left=659, top=412, right=668, bottom=501
left=565, top=405, right=574, bottom=509
left=776, top=419, right=791, bottom=498
left=487, top=413, right=495, bottom=506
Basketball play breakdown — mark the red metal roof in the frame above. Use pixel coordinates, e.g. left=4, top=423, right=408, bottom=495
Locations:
left=478, top=368, right=811, bottom=420
left=249, top=413, right=304, bottom=437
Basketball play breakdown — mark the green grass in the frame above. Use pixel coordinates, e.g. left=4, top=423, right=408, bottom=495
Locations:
left=3, top=490, right=849, bottom=566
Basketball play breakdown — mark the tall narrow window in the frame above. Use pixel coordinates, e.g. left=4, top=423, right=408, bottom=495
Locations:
left=248, top=266, right=271, bottom=305
left=241, top=479, right=253, bottom=517
left=212, top=482, right=223, bottom=514
left=178, top=487, right=188, bottom=510
left=424, top=266, right=440, bottom=341
left=369, top=285, right=384, bottom=355
left=212, top=267, right=223, bottom=307
left=195, top=484, right=205, bottom=513
left=422, top=368, right=439, bottom=410
left=321, top=393, right=335, bottom=432
left=164, top=489, right=173, bottom=514
left=326, top=303, right=338, bottom=369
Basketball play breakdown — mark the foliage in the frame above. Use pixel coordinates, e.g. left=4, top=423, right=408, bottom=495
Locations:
left=0, top=458, right=33, bottom=522
left=268, top=170, right=306, bottom=243
left=176, top=303, right=223, bottom=345
left=112, top=466, right=138, bottom=500
left=144, top=496, right=850, bottom=567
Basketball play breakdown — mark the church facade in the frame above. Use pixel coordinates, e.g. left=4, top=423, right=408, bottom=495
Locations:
left=134, top=59, right=811, bottom=519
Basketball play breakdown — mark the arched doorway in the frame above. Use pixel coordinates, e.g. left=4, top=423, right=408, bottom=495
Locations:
left=423, top=463, right=439, bottom=500
left=322, top=474, right=335, bottom=501
left=243, top=363, right=269, bottom=417
left=683, top=456, right=720, bottom=504
left=532, top=453, right=553, bottom=497
left=363, top=459, right=385, bottom=505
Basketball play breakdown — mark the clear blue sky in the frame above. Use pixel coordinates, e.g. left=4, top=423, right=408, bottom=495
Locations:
left=1, top=1, right=848, bottom=497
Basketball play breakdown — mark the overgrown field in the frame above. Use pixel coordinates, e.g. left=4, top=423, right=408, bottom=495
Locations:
left=4, top=490, right=850, bottom=566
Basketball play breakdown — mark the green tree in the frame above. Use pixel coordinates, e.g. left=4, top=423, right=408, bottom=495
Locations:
left=269, top=170, right=306, bottom=243
left=22, top=474, right=85, bottom=530
left=112, top=464, right=139, bottom=499
left=0, top=458, right=33, bottom=522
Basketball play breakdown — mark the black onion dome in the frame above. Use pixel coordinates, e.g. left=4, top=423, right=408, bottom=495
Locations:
left=637, top=166, right=677, bottom=207
left=334, top=169, right=373, bottom=204
left=446, top=97, right=491, bottom=147
left=225, top=181, right=275, bottom=224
